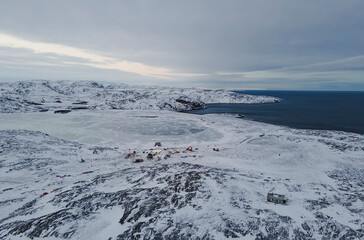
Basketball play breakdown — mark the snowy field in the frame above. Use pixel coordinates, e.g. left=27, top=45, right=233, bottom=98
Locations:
left=0, top=109, right=363, bottom=239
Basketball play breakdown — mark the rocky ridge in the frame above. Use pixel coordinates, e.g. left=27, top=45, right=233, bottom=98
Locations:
left=0, top=80, right=280, bottom=113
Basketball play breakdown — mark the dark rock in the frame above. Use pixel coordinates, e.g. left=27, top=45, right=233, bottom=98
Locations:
left=70, top=106, right=88, bottom=110
left=54, top=110, right=71, bottom=114
left=25, top=101, right=43, bottom=105
left=72, top=101, right=88, bottom=105
left=2, top=188, right=13, bottom=192
left=175, top=98, right=205, bottom=110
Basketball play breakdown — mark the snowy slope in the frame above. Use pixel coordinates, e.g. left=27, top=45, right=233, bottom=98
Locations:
left=0, top=110, right=363, bottom=239
left=0, top=80, right=280, bottom=113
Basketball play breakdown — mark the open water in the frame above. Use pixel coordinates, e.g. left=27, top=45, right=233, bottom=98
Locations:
left=188, top=91, right=364, bottom=134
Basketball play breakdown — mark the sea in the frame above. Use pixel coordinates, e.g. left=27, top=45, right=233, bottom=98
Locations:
left=188, top=91, right=364, bottom=135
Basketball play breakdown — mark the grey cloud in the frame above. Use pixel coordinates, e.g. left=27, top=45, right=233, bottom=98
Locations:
left=0, top=0, right=364, bottom=89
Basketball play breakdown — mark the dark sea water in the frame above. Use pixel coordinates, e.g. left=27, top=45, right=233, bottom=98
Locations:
left=188, top=91, right=364, bottom=135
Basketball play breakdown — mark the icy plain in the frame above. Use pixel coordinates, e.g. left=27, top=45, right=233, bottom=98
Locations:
left=0, top=81, right=363, bottom=239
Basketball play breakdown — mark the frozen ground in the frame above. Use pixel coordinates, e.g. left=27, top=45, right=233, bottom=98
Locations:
left=0, top=110, right=363, bottom=239
left=0, top=111, right=223, bottom=148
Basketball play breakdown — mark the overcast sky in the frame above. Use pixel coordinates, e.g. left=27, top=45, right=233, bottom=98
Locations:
left=0, top=0, right=364, bottom=90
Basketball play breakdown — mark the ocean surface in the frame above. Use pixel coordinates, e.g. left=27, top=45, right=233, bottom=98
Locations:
left=188, top=91, right=364, bottom=134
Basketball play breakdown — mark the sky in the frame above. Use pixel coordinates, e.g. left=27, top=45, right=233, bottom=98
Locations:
left=0, top=0, right=364, bottom=90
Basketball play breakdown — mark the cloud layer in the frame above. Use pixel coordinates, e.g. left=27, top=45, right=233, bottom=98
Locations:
left=0, top=0, right=363, bottom=90
left=0, top=33, right=205, bottom=79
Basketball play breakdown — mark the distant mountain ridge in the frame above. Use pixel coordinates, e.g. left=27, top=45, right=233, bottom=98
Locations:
left=0, top=80, right=280, bottom=113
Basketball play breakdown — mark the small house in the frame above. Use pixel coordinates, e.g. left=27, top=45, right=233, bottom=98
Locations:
left=267, top=193, right=287, bottom=204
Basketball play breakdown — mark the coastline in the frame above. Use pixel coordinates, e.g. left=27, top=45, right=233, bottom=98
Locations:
left=187, top=90, right=364, bottom=135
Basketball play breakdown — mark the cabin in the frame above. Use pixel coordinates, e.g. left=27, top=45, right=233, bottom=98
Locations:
left=267, top=193, right=287, bottom=204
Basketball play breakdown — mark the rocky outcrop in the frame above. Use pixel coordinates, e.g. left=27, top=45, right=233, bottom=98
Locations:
left=0, top=129, right=362, bottom=239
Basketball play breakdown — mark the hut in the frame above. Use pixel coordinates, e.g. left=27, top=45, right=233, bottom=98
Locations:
left=267, top=193, right=287, bottom=204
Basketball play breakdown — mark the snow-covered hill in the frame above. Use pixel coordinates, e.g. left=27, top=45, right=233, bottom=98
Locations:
left=0, top=110, right=363, bottom=239
left=0, top=80, right=362, bottom=240
left=0, top=80, right=279, bottom=113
